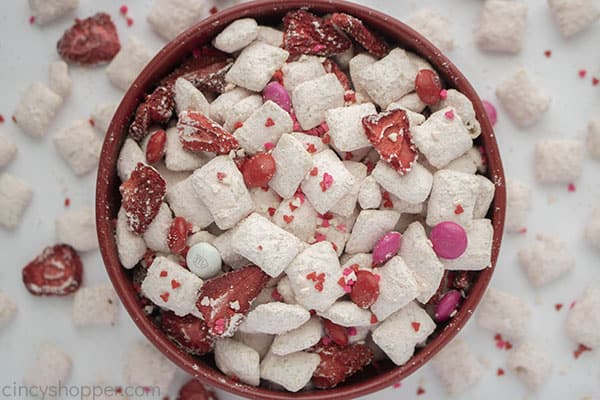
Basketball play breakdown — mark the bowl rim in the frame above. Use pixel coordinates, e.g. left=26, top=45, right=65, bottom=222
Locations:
left=96, top=1, right=506, bottom=399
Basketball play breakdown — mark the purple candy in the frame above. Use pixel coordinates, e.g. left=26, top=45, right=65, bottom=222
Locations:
left=263, top=81, right=291, bottom=112
left=482, top=100, right=497, bottom=126
left=430, top=221, right=468, bottom=259
left=434, top=290, right=462, bottom=322
left=372, top=231, right=402, bottom=265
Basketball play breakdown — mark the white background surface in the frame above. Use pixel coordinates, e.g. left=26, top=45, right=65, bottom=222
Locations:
left=1, top=0, right=599, bottom=399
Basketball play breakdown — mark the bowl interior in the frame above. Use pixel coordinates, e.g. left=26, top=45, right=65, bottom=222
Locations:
left=96, top=1, right=506, bottom=399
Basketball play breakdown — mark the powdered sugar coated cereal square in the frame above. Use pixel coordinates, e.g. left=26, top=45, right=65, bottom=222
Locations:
left=372, top=161, right=433, bottom=204
left=430, top=89, right=481, bottom=139
left=431, top=338, right=482, bottom=395
left=277, top=276, right=298, bottom=305
left=91, top=103, right=117, bottom=135
left=72, top=283, right=119, bottom=327
left=281, top=56, right=326, bottom=92
left=23, top=344, right=72, bottom=394
left=174, top=78, right=210, bottom=115
left=270, top=134, right=313, bottom=199
left=147, top=0, right=206, bottom=41
left=0, top=173, right=33, bottom=230
left=29, top=0, right=78, bottom=25
left=213, top=18, right=259, bottom=53
left=319, top=301, right=372, bottom=327
left=505, top=178, right=530, bottom=233
left=290, top=132, right=328, bottom=154
left=210, top=87, right=252, bottom=124
left=441, top=219, right=493, bottom=270
left=106, top=37, right=152, bottom=91
left=396, top=92, right=427, bottom=113
left=117, top=139, right=145, bottom=182
left=0, top=290, right=17, bottom=329
left=507, top=342, right=553, bottom=391
left=518, top=234, right=575, bottom=287
left=250, top=187, right=281, bottom=219
left=475, top=1, right=528, bottom=54
left=240, top=302, right=310, bottom=335
left=56, top=206, right=98, bottom=252
left=371, top=257, right=420, bottom=320
left=0, top=134, right=17, bottom=168
left=260, top=351, right=321, bottom=392
left=226, top=41, right=289, bottom=92
left=566, top=286, right=600, bottom=348
left=330, top=161, right=367, bottom=217
left=271, top=317, right=322, bottom=356
left=586, top=118, right=600, bottom=159
left=274, top=196, right=318, bottom=242
left=165, top=126, right=212, bottom=172
left=166, top=176, right=213, bottom=229
left=535, top=139, right=584, bottom=183
left=386, top=102, right=426, bottom=127
left=585, top=206, right=600, bottom=249
left=476, top=287, right=530, bottom=339
left=406, top=8, right=455, bottom=52
left=349, top=53, right=376, bottom=104
left=212, top=225, right=251, bottom=270
left=473, top=175, right=495, bottom=219
left=115, top=207, right=146, bottom=269
left=346, top=210, right=400, bottom=254
left=358, top=176, right=382, bottom=210
left=234, top=331, right=274, bottom=360
left=256, top=26, right=284, bottom=47
left=548, top=0, right=600, bottom=37
left=53, top=119, right=102, bottom=176
left=427, top=169, right=481, bottom=228
left=234, top=101, right=293, bottom=155
left=48, top=60, right=72, bottom=98
left=223, top=94, right=263, bottom=132
left=326, top=103, right=376, bottom=152
left=215, top=338, right=261, bottom=386
left=142, top=202, right=173, bottom=253
left=445, top=147, right=485, bottom=174
left=292, top=74, right=345, bottom=130
left=123, top=342, right=177, bottom=394
left=14, top=82, right=63, bottom=138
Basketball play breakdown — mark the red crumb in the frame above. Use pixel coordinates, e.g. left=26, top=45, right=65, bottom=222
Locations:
left=497, top=368, right=505, bottom=376
left=115, top=387, right=123, bottom=394
left=310, top=167, right=319, bottom=176
left=344, top=152, right=353, bottom=160
left=370, top=314, right=378, bottom=324
left=29, top=16, right=35, bottom=24
left=272, top=69, right=284, bottom=85
left=11, top=115, right=17, bottom=123
left=160, top=270, right=168, bottom=277
left=518, top=227, right=528, bottom=234
left=209, top=6, right=218, bottom=15
left=568, top=183, right=576, bottom=192
left=344, top=91, right=356, bottom=103
left=0, top=114, right=4, bottom=123
left=494, top=333, right=503, bottom=341
left=119, top=5, right=128, bottom=15
left=321, top=134, right=331, bottom=144
left=88, top=118, right=95, bottom=127
left=593, top=77, right=599, bottom=86
left=216, top=172, right=227, bottom=182
left=283, top=215, right=294, bottom=224
left=267, top=207, right=276, bottom=217
left=411, top=322, right=421, bottom=332
left=574, top=344, right=591, bottom=359
left=64, top=198, right=71, bottom=207
left=126, top=17, right=134, bottom=27
left=271, top=288, right=283, bottom=301
left=578, top=69, right=587, bottom=78
left=570, top=301, right=577, bottom=309
left=392, top=382, right=402, bottom=389
left=265, top=118, right=275, bottom=127
left=416, top=387, right=425, bottom=396
left=264, top=142, right=275, bottom=151
left=320, top=173, right=334, bottom=192
left=314, top=232, right=327, bottom=242
left=160, top=292, right=170, bottom=302
left=258, top=245, right=263, bottom=251
left=454, top=204, right=464, bottom=214
left=306, top=143, right=317, bottom=153
left=555, top=303, right=563, bottom=311
left=544, top=50, right=552, bottom=58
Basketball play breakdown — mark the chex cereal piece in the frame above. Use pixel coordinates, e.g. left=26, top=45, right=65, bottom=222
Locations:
left=0, top=290, right=17, bottom=329
left=91, top=103, right=117, bottom=134
left=412, top=107, right=473, bottom=168
left=534, top=139, right=584, bottom=183
left=585, top=206, right=600, bottom=249
left=566, top=286, right=600, bottom=348
left=55, top=206, right=98, bottom=252
left=143, top=203, right=172, bottom=253
left=372, top=161, right=433, bottom=204
left=225, top=41, right=289, bottom=92
left=346, top=210, right=400, bottom=254
left=0, top=134, right=17, bottom=168
left=330, top=161, right=367, bottom=217
left=234, top=331, right=274, bottom=359
left=473, top=175, right=495, bottom=219
left=319, top=301, right=372, bottom=327
left=301, top=150, right=356, bottom=214
left=212, top=225, right=251, bottom=269
left=445, top=147, right=485, bottom=174
left=271, top=317, right=322, bottom=355
left=385, top=193, right=424, bottom=215
left=349, top=53, right=376, bottom=103
left=548, top=0, right=600, bottom=37
left=233, top=213, right=303, bottom=277
left=371, top=257, right=420, bottom=320
left=256, top=26, right=284, bottom=47
left=396, top=92, right=427, bottom=113
left=290, top=132, right=328, bottom=154
left=240, top=302, right=310, bottom=335
left=406, top=8, right=455, bottom=52
left=587, top=118, right=600, bottom=159
left=187, top=230, right=215, bottom=247
left=0, top=173, right=33, bottom=229
left=341, top=253, right=373, bottom=271
left=475, top=1, right=528, bottom=54
left=215, top=338, right=261, bottom=386
left=261, top=351, right=321, bottom=392
left=165, top=127, right=212, bottom=172
left=286, top=242, right=345, bottom=312
left=191, top=156, right=254, bottom=229
left=518, top=234, right=575, bottom=287
left=53, top=119, right=102, bottom=176
left=234, top=101, right=293, bottom=155
left=495, top=68, right=551, bottom=128
left=314, top=210, right=359, bottom=257
left=358, top=176, right=382, bottom=209
left=274, top=195, right=318, bottom=242
left=356, top=48, right=417, bottom=109
left=505, top=178, right=531, bottom=233
left=386, top=102, right=426, bottom=126
left=427, top=169, right=481, bottom=228
left=13, top=82, right=63, bottom=138
left=123, top=342, right=177, bottom=394
left=167, top=175, right=214, bottom=229
left=292, top=74, right=345, bottom=130
left=431, top=338, right=482, bottom=395
left=282, top=56, right=326, bottom=92
left=174, top=78, right=210, bottom=115
left=441, top=219, right=493, bottom=270
left=48, top=60, right=72, bottom=98
left=223, top=94, right=263, bottom=132
left=29, top=0, right=78, bottom=25
left=213, top=18, right=258, bottom=53
left=477, top=287, right=530, bottom=339
left=277, top=276, right=298, bottom=304
left=270, top=134, right=312, bottom=200
left=210, top=87, right=252, bottom=124
left=430, top=89, right=481, bottom=139
left=507, top=343, right=553, bottom=391
left=326, top=103, right=376, bottom=152
left=399, top=222, right=444, bottom=304
left=106, top=37, right=152, bottom=91
left=72, top=283, right=119, bottom=327
left=141, top=256, right=203, bottom=316
left=115, top=207, right=146, bottom=269
left=372, top=302, right=436, bottom=365
left=250, top=187, right=281, bottom=219
left=147, top=0, right=206, bottom=41
left=23, top=344, right=72, bottom=392
left=117, top=138, right=145, bottom=181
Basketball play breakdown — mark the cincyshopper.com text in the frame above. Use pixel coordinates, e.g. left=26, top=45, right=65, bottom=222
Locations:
left=1, top=382, right=161, bottom=399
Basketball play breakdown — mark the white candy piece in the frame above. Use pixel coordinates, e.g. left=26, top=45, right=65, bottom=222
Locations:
left=106, top=37, right=152, bottom=91
left=430, top=89, right=481, bottom=139
left=427, top=169, right=481, bottom=228
left=319, top=301, right=372, bottom=327
left=371, top=257, right=420, bottom=321
left=0, top=134, right=17, bottom=168
left=174, top=78, right=210, bottom=115
left=326, top=103, right=376, bottom=152
left=261, top=351, right=321, bottom=393
left=548, top=0, right=600, bottom=37
left=587, top=118, right=600, bottom=159
left=142, top=203, right=172, bottom=253
left=271, top=317, right=322, bottom=356
left=213, top=18, right=258, bottom=53
left=91, top=103, right=117, bottom=134
left=210, top=87, right=252, bottom=124
left=0, top=173, right=33, bottom=229
left=215, top=339, right=261, bottom=386
left=505, top=178, right=530, bottom=233
left=212, top=225, right=251, bottom=269
left=54, top=119, right=102, bottom=176
left=56, top=206, right=98, bottom=252
left=441, top=219, right=493, bottom=271
left=406, top=8, right=455, bottom=52
left=475, top=1, right=528, bottom=54
left=507, top=343, right=553, bottom=391
left=186, top=242, right=222, bottom=279
left=585, top=206, right=600, bottom=249
left=166, top=175, right=214, bottom=229
left=535, top=139, right=584, bottom=183
left=256, top=26, right=284, bottom=47
left=270, top=134, right=313, bottom=199
left=240, top=302, right=310, bottom=335
left=14, top=82, right=63, bottom=138
left=165, top=126, right=212, bottom=172
left=476, top=287, right=530, bottom=339
left=0, top=290, right=17, bottom=329
left=346, top=210, right=400, bottom=254
left=234, top=101, right=293, bottom=155
left=518, top=234, right=575, bottom=287
left=29, top=0, right=78, bottom=25
left=358, top=176, right=382, bottom=209
left=250, top=187, right=281, bottom=219
left=147, top=0, right=206, bottom=41
left=234, top=331, right=274, bottom=360
left=48, top=60, right=72, bottom=98
left=372, top=161, right=433, bottom=204
left=23, top=344, right=72, bottom=394
left=115, top=207, right=146, bottom=269
left=72, top=283, right=119, bottom=327
left=123, top=342, right=177, bottom=395
left=566, top=286, right=600, bottom=348
left=223, top=94, right=263, bottom=132
left=330, top=161, right=367, bottom=217
left=282, top=56, right=326, bottom=92
left=431, top=338, right=483, bottom=395
left=292, top=74, right=345, bottom=130
left=273, top=196, right=318, bottom=242
left=226, top=41, right=289, bottom=92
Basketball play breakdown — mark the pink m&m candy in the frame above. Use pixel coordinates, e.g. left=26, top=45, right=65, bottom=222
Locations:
left=434, top=290, right=462, bottom=322
left=430, top=221, right=468, bottom=259
left=372, top=231, right=402, bottom=265
left=263, top=81, right=291, bottom=112
left=482, top=100, right=497, bottom=126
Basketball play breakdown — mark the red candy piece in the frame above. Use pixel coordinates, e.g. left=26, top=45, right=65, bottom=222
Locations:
left=177, top=110, right=239, bottom=154
left=160, top=311, right=214, bottom=356
left=57, top=13, right=121, bottom=65
left=330, top=13, right=389, bottom=58
left=283, top=10, right=352, bottom=57
left=145, top=129, right=167, bottom=164
left=350, top=270, right=380, bottom=309
left=241, top=153, right=276, bottom=188
left=22, top=245, right=83, bottom=296
left=178, top=379, right=218, bottom=400
left=312, top=342, right=374, bottom=389
left=415, top=69, right=442, bottom=106
left=168, top=217, right=190, bottom=255
left=322, top=319, right=349, bottom=346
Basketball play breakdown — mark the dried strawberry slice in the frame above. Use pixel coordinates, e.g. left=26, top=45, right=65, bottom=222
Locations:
left=312, top=342, right=374, bottom=389
left=178, top=110, right=239, bottom=154
left=160, top=311, right=214, bottom=356
left=22, top=245, right=83, bottom=296
left=196, top=266, right=269, bottom=337
left=119, top=163, right=166, bottom=234
left=57, top=13, right=121, bottom=65
left=362, top=109, right=418, bottom=174
left=330, top=13, right=389, bottom=58
left=177, top=379, right=218, bottom=400
left=283, top=10, right=352, bottom=57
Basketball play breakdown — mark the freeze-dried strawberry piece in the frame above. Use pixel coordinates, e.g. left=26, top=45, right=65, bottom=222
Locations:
left=178, top=379, right=218, bottom=400
left=350, top=270, right=380, bottom=309
left=160, top=311, right=214, bottom=356
left=283, top=10, right=351, bottom=57
left=330, top=13, right=389, bottom=58
left=167, top=217, right=190, bottom=255
left=196, top=266, right=269, bottom=337
left=312, top=342, right=374, bottom=389
left=362, top=109, right=418, bottom=174
left=22, top=244, right=83, bottom=296
left=57, top=13, right=121, bottom=65
left=119, top=163, right=166, bottom=234
left=162, top=48, right=233, bottom=94
left=322, top=59, right=352, bottom=92
left=145, top=129, right=167, bottom=164
left=322, top=319, right=349, bottom=346
left=129, top=86, right=175, bottom=141
left=177, top=110, right=239, bottom=154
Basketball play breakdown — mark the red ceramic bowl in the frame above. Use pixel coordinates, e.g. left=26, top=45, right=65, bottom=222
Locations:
left=96, top=1, right=506, bottom=398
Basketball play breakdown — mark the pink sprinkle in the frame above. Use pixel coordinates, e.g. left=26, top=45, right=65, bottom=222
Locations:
left=312, top=44, right=326, bottom=52
left=439, top=89, right=448, bottom=100
left=295, top=190, right=305, bottom=204
left=579, top=69, right=587, bottom=78
left=444, top=109, right=455, bottom=120
left=568, top=183, right=576, bottom=192
left=343, top=268, right=353, bottom=276
left=264, top=142, right=275, bottom=151
left=496, top=340, right=506, bottom=349
left=570, top=301, right=577, bottom=309
left=393, top=382, right=402, bottom=389
left=29, top=16, right=35, bottom=24
left=482, top=100, right=498, bottom=126
left=126, top=17, right=134, bottom=27
left=322, top=219, right=330, bottom=228
left=336, top=224, right=347, bottom=233
left=374, top=274, right=381, bottom=282
left=119, top=5, right=128, bottom=14
left=320, top=172, right=334, bottom=192
left=343, top=285, right=352, bottom=293
left=314, top=232, right=327, bottom=242
left=322, top=336, right=332, bottom=345
left=347, top=279, right=355, bottom=286
left=214, top=318, right=226, bottom=335
left=347, top=327, right=358, bottom=336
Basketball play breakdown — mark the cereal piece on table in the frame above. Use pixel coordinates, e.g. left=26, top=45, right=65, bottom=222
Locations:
left=13, top=82, right=63, bottom=138
left=372, top=302, right=435, bottom=365
left=115, top=207, right=146, bottom=269
left=396, top=92, right=427, bottom=113
left=406, top=8, right=455, bottom=52
left=358, top=176, right=382, bottom=210
left=349, top=53, right=376, bottom=103
left=141, top=256, right=203, bottom=316
left=164, top=127, right=212, bottom=172
left=260, top=351, right=321, bottom=392
left=142, top=203, right=172, bottom=253
left=223, top=94, right=263, bottom=132
left=213, top=18, right=259, bottom=53
left=431, top=338, right=482, bottom=395
left=215, top=338, right=260, bottom=386
left=48, top=60, right=72, bottom=98
left=330, top=161, right=367, bottom=217
left=281, top=56, right=326, bottom=92
left=473, top=175, right=495, bottom=219
left=475, top=1, right=528, bottom=54
left=495, top=68, right=551, bottom=128
left=234, top=101, right=293, bottom=155
left=585, top=206, right=600, bottom=249
left=271, top=317, right=322, bottom=356
left=123, top=342, right=177, bottom=394
left=505, top=178, right=530, bottom=233
left=292, top=74, right=345, bottom=130
left=250, top=187, right=281, bottom=219
left=0, top=173, right=33, bottom=230
left=372, top=160, right=433, bottom=204
left=430, top=89, right=481, bottom=139
left=476, top=287, right=530, bottom=339
left=518, top=234, right=575, bottom=287
left=29, top=0, right=78, bottom=25
left=441, top=219, right=493, bottom=270
left=326, top=103, right=376, bottom=152
left=319, top=301, right=372, bottom=327
left=399, top=222, right=444, bottom=304
left=534, top=139, right=584, bottom=183
left=386, top=102, right=426, bottom=127
left=117, top=138, right=145, bottom=182
left=274, top=195, right=318, bottom=242
left=147, top=0, right=206, bottom=41
left=91, top=103, right=117, bottom=134
left=212, top=225, right=251, bottom=269
left=285, top=242, right=345, bottom=312
left=507, top=343, right=553, bottom=391
left=371, top=257, right=420, bottom=320
left=174, top=78, right=210, bottom=115
left=226, top=41, right=289, bottom=92
left=72, top=283, right=119, bottom=327
left=23, top=344, right=72, bottom=392
left=0, top=290, right=17, bottom=329
left=290, top=132, right=328, bottom=154
left=548, top=0, right=600, bottom=37
left=426, top=169, right=480, bottom=228
left=587, top=119, right=600, bottom=159
left=55, top=206, right=97, bottom=252
left=53, top=119, right=102, bottom=176
left=106, top=37, right=152, bottom=91
left=239, top=302, right=310, bottom=335
left=256, top=25, right=284, bottom=47
left=191, top=156, right=254, bottom=230
left=0, top=134, right=17, bottom=168
left=269, top=135, right=313, bottom=199
left=166, top=175, right=213, bottom=229
left=234, top=331, right=274, bottom=359
left=209, top=87, right=252, bottom=124
left=445, top=147, right=484, bottom=174
left=566, top=286, right=600, bottom=348
left=345, top=210, right=400, bottom=254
